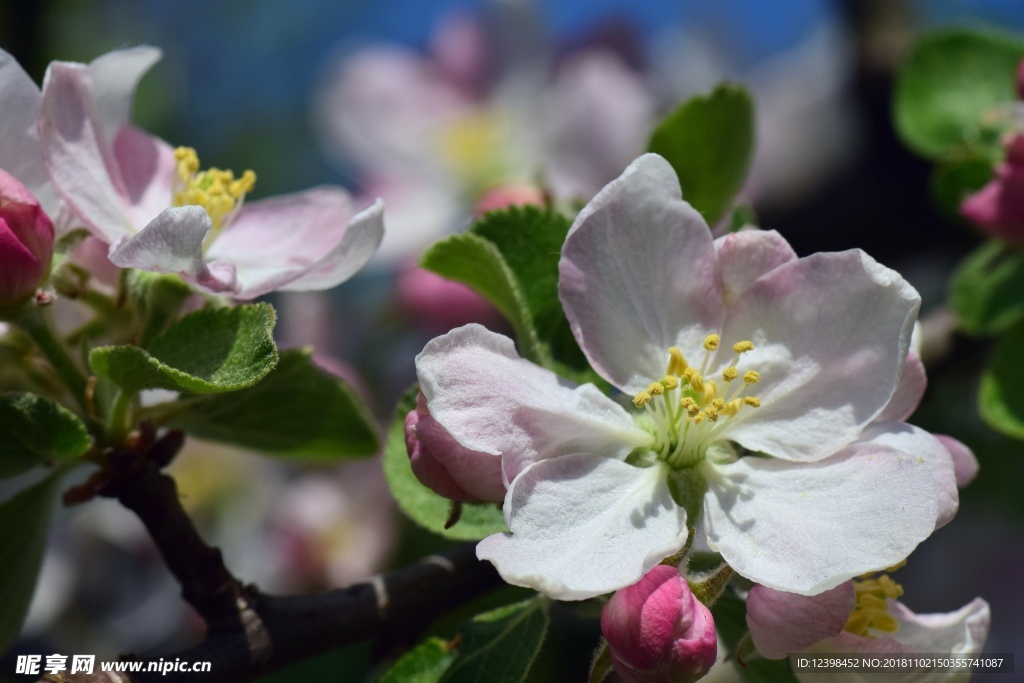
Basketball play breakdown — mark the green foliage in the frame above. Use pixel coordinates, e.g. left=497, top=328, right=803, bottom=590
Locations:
left=0, top=476, right=57, bottom=653
left=379, top=638, right=456, bottom=683
left=89, top=303, right=278, bottom=394
left=382, top=387, right=507, bottom=541
left=980, top=319, right=1024, bottom=439
left=420, top=206, right=597, bottom=383
left=441, top=597, right=549, bottom=683
left=588, top=641, right=613, bottom=683
left=949, top=241, right=1024, bottom=335
left=712, top=587, right=799, bottom=683
left=127, top=271, right=194, bottom=348
left=167, top=349, right=378, bottom=459
left=931, top=153, right=996, bottom=217
left=0, top=392, right=90, bottom=478
left=895, top=28, right=1024, bottom=159
left=648, top=84, right=755, bottom=225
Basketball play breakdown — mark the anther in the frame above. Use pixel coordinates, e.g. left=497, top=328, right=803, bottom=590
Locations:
left=633, top=391, right=652, bottom=408
left=743, top=396, right=761, bottom=408
left=722, top=366, right=738, bottom=382
left=666, top=347, right=688, bottom=375
left=703, top=334, right=720, bottom=351
left=743, top=370, right=760, bottom=385
left=733, top=340, right=754, bottom=353
left=683, top=367, right=704, bottom=392
left=648, top=382, right=664, bottom=396
left=662, top=376, right=679, bottom=390
left=701, top=380, right=718, bottom=405
left=680, top=397, right=700, bottom=417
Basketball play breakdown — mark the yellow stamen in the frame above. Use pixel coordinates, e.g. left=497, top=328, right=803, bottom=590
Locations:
left=743, top=396, right=761, bottom=408
left=733, top=340, right=755, bottom=353
left=701, top=380, right=718, bottom=405
left=633, top=391, right=652, bottom=408
left=683, top=367, right=704, bottom=393
left=723, top=398, right=742, bottom=416
left=648, top=382, right=664, bottom=396
left=662, top=376, right=679, bottom=391
left=722, top=366, right=738, bottom=382
left=680, top=397, right=700, bottom=417
left=703, top=334, right=720, bottom=351
left=844, top=572, right=905, bottom=637
left=667, top=347, right=688, bottom=376
left=743, top=370, right=760, bottom=385
left=172, top=146, right=257, bottom=236
left=705, top=405, right=720, bottom=422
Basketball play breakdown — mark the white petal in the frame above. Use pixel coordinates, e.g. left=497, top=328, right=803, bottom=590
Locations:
left=877, top=349, right=927, bottom=423
left=702, top=444, right=938, bottom=595
left=747, top=582, right=855, bottom=659
left=415, top=324, right=651, bottom=483
left=723, top=250, right=920, bottom=461
left=87, top=47, right=162, bottom=144
left=559, top=153, right=723, bottom=394
left=477, top=455, right=688, bottom=600
left=857, top=422, right=957, bottom=529
left=714, top=228, right=797, bottom=305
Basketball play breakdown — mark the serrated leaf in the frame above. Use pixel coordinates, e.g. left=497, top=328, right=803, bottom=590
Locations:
left=895, top=28, right=1024, bottom=159
left=382, top=387, right=507, bottom=541
left=127, top=270, right=194, bottom=348
left=0, top=392, right=91, bottom=478
left=949, top=240, right=1024, bottom=335
left=0, top=476, right=58, bottom=653
left=420, top=232, right=544, bottom=364
left=648, top=84, right=755, bottom=224
left=89, top=303, right=278, bottom=394
left=167, top=349, right=378, bottom=459
left=441, top=597, right=549, bottom=683
left=379, top=638, right=456, bottom=683
left=980, top=319, right=1024, bottom=439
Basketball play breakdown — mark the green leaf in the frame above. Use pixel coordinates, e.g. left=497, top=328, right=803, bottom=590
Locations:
left=949, top=240, right=1024, bottom=335
left=0, top=476, right=58, bottom=653
left=127, top=270, right=194, bottom=348
left=89, top=303, right=278, bottom=394
left=895, top=28, right=1024, bottom=159
left=382, top=387, right=507, bottom=541
left=931, top=153, right=995, bottom=217
left=648, top=84, right=755, bottom=224
left=0, top=392, right=91, bottom=478
left=166, top=349, right=378, bottom=459
left=980, top=319, right=1024, bottom=439
left=420, top=233, right=544, bottom=364
left=441, top=597, right=549, bottom=683
left=728, top=204, right=759, bottom=233
left=379, top=638, right=456, bottom=683
left=588, top=640, right=613, bottom=683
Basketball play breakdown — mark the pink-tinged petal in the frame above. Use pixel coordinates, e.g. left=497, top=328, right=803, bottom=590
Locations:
left=799, top=598, right=990, bottom=683
left=405, top=392, right=505, bottom=503
left=723, top=250, right=920, bottom=462
left=0, top=49, right=61, bottom=216
left=543, top=52, right=656, bottom=201
left=39, top=61, right=135, bottom=243
left=559, top=154, right=723, bottom=394
left=477, top=456, right=688, bottom=600
left=858, top=422, right=957, bottom=529
left=416, top=324, right=651, bottom=484
left=935, top=435, right=979, bottom=488
left=112, top=126, right=176, bottom=228
left=959, top=155, right=1024, bottom=243
left=397, top=263, right=503, bottom=333
left=86, top=47, right=162, bottom=144
left=702, top=444, right=938, bottom=595
left=876, top=349, right=926, bottom=423
left=747, top=582, right=855, bottom=660
left=713, top=229, right=797, bottom=305
left=108, top=206, right=236, bottom=293
left=205, top=190, right=383, bottom=299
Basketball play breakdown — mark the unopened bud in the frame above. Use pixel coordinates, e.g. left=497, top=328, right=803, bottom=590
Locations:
left=601, top=565, right=717, bottom=683
left=0, top=170, right=54, bottom=309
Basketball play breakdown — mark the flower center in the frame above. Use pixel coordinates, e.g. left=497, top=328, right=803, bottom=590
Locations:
left=439, top=110, right=513, bottom=195
left=633, top=335, right=761, bottom=469
left=172, top=147, right=256, bottom=242
left=843, top=566, right=905, bottom=637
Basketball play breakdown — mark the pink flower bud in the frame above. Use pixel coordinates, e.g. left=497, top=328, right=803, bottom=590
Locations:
left=404, top=392, right=505, bottom=503
left=601, top=565, right=718, bottom=683
left=397, top=262, right=502, bottom=333
left=0, top=170, right=54, bottom=308
left=960, top=134, right=1024, bottom=243
left=473, top=183, right=545, bottom=217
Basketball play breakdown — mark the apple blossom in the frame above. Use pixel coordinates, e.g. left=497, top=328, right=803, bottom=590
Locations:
left=37, top=51, right=384, bottom=299
left=959, top=134, right=1024, bottom=243
left=416, top=154, right=951, bottom=601
left=747, top=570, right=990, bottom=683
left=601, top=565, right=717, bottom=683
left=0, top=170, right=54, bottom=309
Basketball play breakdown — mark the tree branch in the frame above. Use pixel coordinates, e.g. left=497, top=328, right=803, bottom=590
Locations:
left=52, top=445, right=502, bottom=683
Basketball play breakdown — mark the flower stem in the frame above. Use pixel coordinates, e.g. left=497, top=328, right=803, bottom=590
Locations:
left=10, top=303, right=89, bottom=412
left=107, top=389, right=134, bottom=444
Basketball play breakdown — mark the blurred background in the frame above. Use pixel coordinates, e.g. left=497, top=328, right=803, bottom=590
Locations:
left=2, top=0, right=1024, bottom=681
